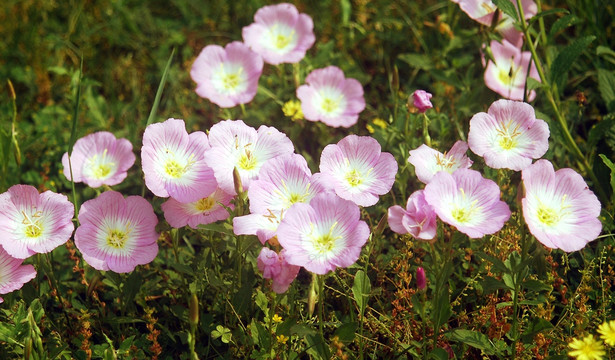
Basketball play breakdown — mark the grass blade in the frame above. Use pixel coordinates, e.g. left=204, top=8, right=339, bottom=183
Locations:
left=146, top=47, right=175, bottom=127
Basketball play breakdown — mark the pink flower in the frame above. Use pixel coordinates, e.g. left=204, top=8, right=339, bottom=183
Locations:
left=468, top=99, right=549, bottom=171
left=412, top=90, right=433, bottom=113
left=233, top=154, right=326, bottom=244
left=0, top=246, right=37, bottom=298
left=424, top=169, right=511, bottom=238
left=319, top=135, right=397, bottom=207
left=204, top=120, right=294, bottom=195
left=161, top=188, right=235, bottom=229
left=388, top=190, right=437, bottom=240
left=276, top=193, right=370, bottom=275
left=521, top=160, right=602, bottom=252
left=242, top=3, right=315, bottom=65
left=416, top=267, right=426, bottom=290
left=484, top=39, right=540, bottom=101
left=141, top=118, right=217, bottom=203
left=75, top=191, right=159, bottom=273
left=408, top=141, right=473, bottom=184
left=62, top=131, right=135, bottom=188
left=257, top=247, right=300, bottom=293
left=190, top=41, right=264, bottom=108
left=296, top=66, right=365, bottom=128
left=0, top=185, right=74, bottom=259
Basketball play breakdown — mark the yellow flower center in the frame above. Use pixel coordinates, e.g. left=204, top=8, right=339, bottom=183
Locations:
left=106, top=229, right=128, bottom=249
left=93, top=164, right=112, bottom=178
left=450, top=188, right=480, bottom=224
left=345, top=169, right=363, bottom=187
left=435, top=153, right=456, bottom=170
left=312, top=222, right=342, bottom=254
left=223, top=73, right=240, bottom=90
left=536, top=206, right=558, bottom=226
left=238, top=150, right=257, bottom=171
left=22, top=211, right=43, bottom=238
left=195, top=197, right=216, bottom=212
left=496, top=120, right=522, bottom=150
left=321, top=98, right=339, bottom=113
left=275, top=34, right=292, bottom=50
left=164, top=160, right=186, bottom=178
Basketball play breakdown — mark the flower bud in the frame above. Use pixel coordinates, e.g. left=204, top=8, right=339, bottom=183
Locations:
left=416, top=267, right=426, bottom=291
left=411, top=90, right=433, bottom=113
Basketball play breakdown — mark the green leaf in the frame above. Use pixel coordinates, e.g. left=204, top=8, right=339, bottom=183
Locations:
left=447, top=329, right=497, bottom=355
left=352, top=270, right=371, bottom=315
left=549, top=14, right=581, bottom=38
left=599, top=154, right=615, bottom=197
left=334, top=322, right=358, bottom=342
left=529, top=8, right=569, bottom=23
left=550, top=36, right=596, bottom=89
left=526, top=77, right=546, bottom=91
left=340, top=0, right=351, bottom=26
left=397, top=53, right=434, bottom=70
left=598, top=69, right=615, bottom=112
left=146, top=47, right=175, bottom=126
left=588, top=115, right=615, bottom=149
left=481, top=276, right=510, bottom=293
left=523, top=279, right=552, bottom=293
left=492, top=0, right=518, bottom=21
left=431, top=287, right=451, bottom=330
left=429, top=348, right=450, bottom=360
left=521, top=318, right=554, bottom=341
left=476, top=252, right=508, bottom=274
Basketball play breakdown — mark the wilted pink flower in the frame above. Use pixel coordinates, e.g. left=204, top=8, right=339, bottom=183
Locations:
left=242, top=3, right=315, bottom=65
left=522, top=160, right=602, bottom=252
left=468, top=99, right=549, bottom=171
left=62, top=131, right=135, bottom=188
left=277, top=193, right=370, bottom=275
left=424, top=169, right=511, bottom=238
left=233, top=154, right=325, bottom=243
left=190, top=41, right=264, bottom=108
left=388, top=190, right=437, bottom=240
left=416, top=267, right=426, bottom=290
left=296, top=66, right=365, bottom=128
left=412, top=90, right=433, bottom=113
left=204, top=120, right=294, bottom=195
left=484, top=39, right=540, bottom=101
left=0, top=246, right=37, bottom=299
left=161, top=188, right=235, bottom=229
left=75, top=191, right=159, bottom=273
left=257, top=247, right=300, bottom=293
left=408, top=141, right=473, bottom=184
left=142, top=118, right=217, bottom=203
left=0, top=185, right=74, bottom=259
left=458, top=0, right=537, bottom=46
left=319, top=135, right=397, bottom=207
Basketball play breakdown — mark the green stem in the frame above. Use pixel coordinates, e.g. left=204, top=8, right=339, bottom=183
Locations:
left=422, top=113, right=432, bottom=147
left=515, top=0, right=608, bottom=203
left=318, top=275, right=325, bottom=343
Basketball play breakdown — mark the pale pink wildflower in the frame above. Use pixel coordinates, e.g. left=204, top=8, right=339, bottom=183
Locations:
left=296, top=66, right=365, bottom=128
left=75, top=191, right=159, bottom=273
left=161, top=188, right=235, bottom=229
left=468, top=99, right=549, bottom=171
left=141, top=118, right=217, bottom=203
left=204, top=120, right=294, bottom=195
left=242, top=3, right=315, bottom=65
left=522, top=159, right=602, bottom=252
left=257, top=247, right=300, bottom=293
left=412, top=90, right=433, bottom=113
left=408, top=141, right=473, bottom=184
left=0, top=185, right=74, bottom=259
left=62, top=131, right=135, bottom=188
left=424, top=169, right=511, bottom=238
left=388, top=190, right=437, bottom=240
left=233, top=154, right=326, bottom=244
left=0, top=246, right=37, bottom=299
left=190, top=41, right=264, bottom=108
left=276, top=194, right=370, bottom=275
left=484, top=39, right=540, bottom=101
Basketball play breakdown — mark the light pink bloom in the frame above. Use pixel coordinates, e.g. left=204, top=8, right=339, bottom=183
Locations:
left=458, top=0, right=537, bottom=46
left=319, top=135, right=397, bottom=207
left=62, top=131, right=135, bottom=188
left=204, top=120, right=294, bottom=195
left=190, top=41, right=264, bottom=108
left=242, top=3, right=315, bottom=65
left=424, top=169, right=511, bottom=238
left=468, top=100, right=549, bottom=171
left=296, top=66, right=365, bottom=128
left=276, top=193, right=370, bottom=275
left=484, top=39, right=540, bottom=101
left=0, top=246, right=37, bottom=298
left=522, top=160, right=602, bottom=252
left=75, top=191, right=159, bottom=273
left=408, top=141, right=473, bottom=184
left=412, top=90, right=433, bottom=113
left=257, top=247, right=300, bottom=293
left=0, top=185, right=74, bottom=259
left=233, top=154, right=326, bottom=243
left=142, top=118, right=217, bottom=203
left=388, top=190, right=437, bottom=240
left=161, top=188, right=235, bottom=229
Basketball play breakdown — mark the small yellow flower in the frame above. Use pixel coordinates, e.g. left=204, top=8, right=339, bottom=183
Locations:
left=366, top=124, right=375, bottom=134
left=569, top=334, right=606, bottom=360
left=598, top=320, right=615, bottom=346
left=276, top=334, right=289, bottom=344
left=372, top=118, right=387, bottom=129
left=282, top=100, right=304, bottom=121
left=272, top=314, right=283, bottom=324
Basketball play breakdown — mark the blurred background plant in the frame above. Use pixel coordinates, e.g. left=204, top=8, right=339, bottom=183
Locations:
left=0, top=0, right=614, bottom=359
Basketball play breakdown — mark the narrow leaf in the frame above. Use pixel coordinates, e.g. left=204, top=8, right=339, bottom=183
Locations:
left=352, top=270, right=371, bottom=315
left=550, top=36, right=595, bottom=88
left=146, top=47, right=175, bottom=126
left=447, top=329, right=497, bottom=355
left=599, top=154, right=615, bottom=198
left=598, top=69, right=615, bottom=112
left=492, top=0, right=519, bottom=21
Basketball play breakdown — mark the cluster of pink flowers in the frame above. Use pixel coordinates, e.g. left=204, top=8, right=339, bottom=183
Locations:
left=189, top=3, right=365, bottom=128
left=390, top=96, right=602, bottom=253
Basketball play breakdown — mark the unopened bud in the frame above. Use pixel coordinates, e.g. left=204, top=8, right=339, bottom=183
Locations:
left=189, top=293, right=199, bottom=326
left=416, top=267, right=426, bottom=291
left=373, top=214, right=388, bottom=237
left=233, top=167, right=243, bottom=196
left=7, top=79, right=16, bottom=100
left=308, top=273, right=318, bottom=317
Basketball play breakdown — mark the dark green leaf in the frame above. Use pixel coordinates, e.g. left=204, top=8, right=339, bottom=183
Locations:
left=550, top=36, right=595, bottom=89
left=549, top=14, right=581, bottom=38
left=431, top=287, right=451, bottom=329
left=521, top=318, right=554, bottom=341
left=492, top=0, right=519, bottom=21
left=352, top=270, right=371, bottom=315
left=146, top=48, right=175, bottom=126
left=482, top=276, right=510, bottom=293
left=523, top=279, right=552, bottom=293
left=476, top=252, right=509, bottom=274
left=598, top=69, right=615, bottom=112
left=429, top=348, right=450, bottom=360
left=447, top=329, right=497, bottom=355
left=599, top=154, right=615, bottom=197
left=529, top=8, right=569, bottom=23
left=334, top=322, right=358, bottom=342
left=398, top=53, right=434, bottom=70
